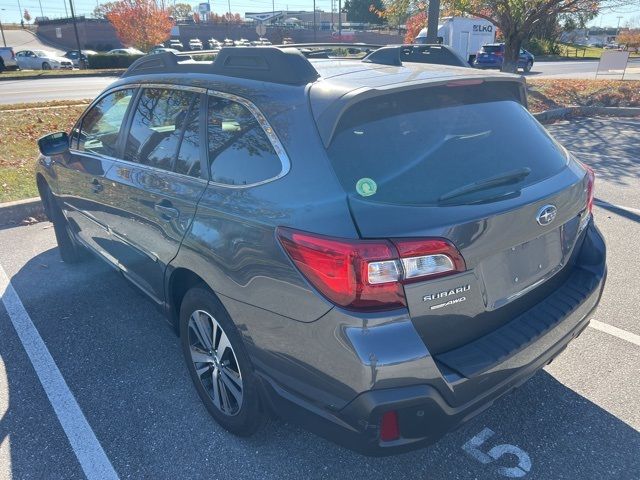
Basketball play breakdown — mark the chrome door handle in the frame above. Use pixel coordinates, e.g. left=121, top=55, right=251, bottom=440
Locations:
left=154, top=203, right=180, bottom=220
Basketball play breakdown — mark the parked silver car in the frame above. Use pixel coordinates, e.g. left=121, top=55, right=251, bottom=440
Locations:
left=15, top=50, right=73, bottom=70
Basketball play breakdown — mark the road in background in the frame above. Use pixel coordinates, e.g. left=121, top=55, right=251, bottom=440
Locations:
left=1, top=29, right=65, bottom=55
left=0, top=76, right=117, bottom=104
left=0, top=117, right=638, bottom=479
left=1, top=56, right=639, bottom=105
left=530, top=58, right=640, bottom=79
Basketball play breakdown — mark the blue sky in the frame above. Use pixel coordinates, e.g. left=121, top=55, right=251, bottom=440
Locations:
left=0, top=1, right=637, bottom=28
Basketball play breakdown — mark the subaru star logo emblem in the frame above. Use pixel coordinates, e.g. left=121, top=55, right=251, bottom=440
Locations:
left=536, top=205, right=557, bottom=226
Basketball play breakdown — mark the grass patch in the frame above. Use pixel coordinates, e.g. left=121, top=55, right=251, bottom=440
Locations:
left=527, top=79, right=640, bottom=113
left=556, top=43, right=640, bottom=59
left=0, top=102, right=88, bottom=203
left=0, top=69, right=124, bottom=80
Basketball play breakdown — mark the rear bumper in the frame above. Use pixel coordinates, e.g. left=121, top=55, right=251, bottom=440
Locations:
left=258, top=222, right=607, bottom=455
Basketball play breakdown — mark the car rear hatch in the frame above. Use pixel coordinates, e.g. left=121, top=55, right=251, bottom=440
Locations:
left=322, top=80, right=592, bottom=355
left=477, top=45, right=503, bottom=63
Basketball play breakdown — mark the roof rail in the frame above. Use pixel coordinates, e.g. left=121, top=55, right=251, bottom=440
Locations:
left=362, top=46, right=403, bottom=66
left=123, top=47, right=320, bottom=86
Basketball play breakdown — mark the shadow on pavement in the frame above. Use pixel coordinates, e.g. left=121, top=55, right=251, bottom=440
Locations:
left=547, top=117, right=640, bottom=187
left=1, top=246, right=639, bottom=479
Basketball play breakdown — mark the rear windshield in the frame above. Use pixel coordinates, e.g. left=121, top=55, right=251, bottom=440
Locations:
left=481, top=45, right=503, bottom=53
left=326, top=83, right=567, bottom=206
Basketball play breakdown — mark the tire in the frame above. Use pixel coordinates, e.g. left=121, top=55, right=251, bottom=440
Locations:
left=524, top=60, right=533, bottom=73
left=42, top=62, right=51, bottom=70
left=179, top=286, right=265, bottom=436
left=42, top=185, right=87, bottom=263
left=0, top=59, right=5, bottom=72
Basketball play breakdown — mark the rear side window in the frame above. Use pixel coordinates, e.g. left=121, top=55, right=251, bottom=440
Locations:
left=481, top=45, right=503, bottom=53
left=124, top=88, right=197, bottom=171
left=77, top=88, right=135, bottom=157
left=326, top=83, right=567, bottom=206
left=207, top=95, right=282, bottom=186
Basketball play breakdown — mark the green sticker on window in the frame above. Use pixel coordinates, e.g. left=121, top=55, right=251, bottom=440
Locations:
left=356, top=178, right=377, bottom=197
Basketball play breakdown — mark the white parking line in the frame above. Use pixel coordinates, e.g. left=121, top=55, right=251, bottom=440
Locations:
left=590, top=320, right=640, bottom=348
left=0, top=265, right=119, bottom=480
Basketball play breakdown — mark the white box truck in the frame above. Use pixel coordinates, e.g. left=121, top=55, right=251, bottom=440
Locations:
left=415, top=16, right=496, bottom=64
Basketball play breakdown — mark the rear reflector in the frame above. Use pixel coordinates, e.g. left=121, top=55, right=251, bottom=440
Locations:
left=380, top=411, right=400, bottom=442
left=277, top=228, right=465, bottom=311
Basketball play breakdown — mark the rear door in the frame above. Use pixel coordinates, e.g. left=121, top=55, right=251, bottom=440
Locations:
left=323, top=81, right=590, bottom=353
left=97, top=86, right=207, bottom=303
left=55, top=87, right=137, bottom=259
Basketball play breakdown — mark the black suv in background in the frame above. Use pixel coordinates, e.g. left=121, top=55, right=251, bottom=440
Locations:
left=36, top=46, right=606, bottom=455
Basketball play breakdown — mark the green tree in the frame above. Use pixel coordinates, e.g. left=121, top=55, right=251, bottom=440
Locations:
left=383, top=0, right=635, bottom=72
left=344, top=0, right=386, bottom=24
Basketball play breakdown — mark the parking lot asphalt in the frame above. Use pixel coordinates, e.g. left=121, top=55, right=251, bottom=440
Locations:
left=0, top=116, right=639, bottom=480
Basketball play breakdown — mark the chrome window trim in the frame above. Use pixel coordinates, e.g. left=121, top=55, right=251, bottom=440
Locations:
left=70, top=83, right=208, bottom=183
left=69, top=83, right=289, bottom=188
left=206, top=89, right=291, bottom=189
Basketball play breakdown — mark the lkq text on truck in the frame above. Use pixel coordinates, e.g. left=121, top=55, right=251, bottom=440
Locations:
left=415, top=16, right=496, bottom=65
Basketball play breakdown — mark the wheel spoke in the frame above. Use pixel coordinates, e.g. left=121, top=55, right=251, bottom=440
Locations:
left=190, top=312, right=212, bottom=350
left=216, top=329, right=231, bottom=357
left=210, top=368, right=221, bottom=409
left=195, top=364, right=210, bottom=377
left=219, top=375, right=233, bottom=412
left=190, top=346, right=214, bottom=364
left=220, top=369, right=243, bottom=406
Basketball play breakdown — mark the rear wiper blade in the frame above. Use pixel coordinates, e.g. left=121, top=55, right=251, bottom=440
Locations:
left=438, top=167, right=531, bottom=203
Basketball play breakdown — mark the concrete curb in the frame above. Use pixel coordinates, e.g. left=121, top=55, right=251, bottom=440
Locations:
left=534, top=106, right=640, bottom=123
left=0, top=197, right=45, bottom=228
left=0, top=71, right=123, bottom=82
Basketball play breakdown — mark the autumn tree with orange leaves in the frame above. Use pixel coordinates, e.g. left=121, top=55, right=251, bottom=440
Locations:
left=381, top=0, right=639, bottom=72
left=106, top=0, right=173, bottom=52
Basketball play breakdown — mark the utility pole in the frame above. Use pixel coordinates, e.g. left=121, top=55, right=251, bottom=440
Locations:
left=331, top=0, right=334, bottom=32
left=63, top=0, right=68, bottom=18
left=313, top=0, right=316, bottom=41
left=69, top=0, right=82, bottom=56
left=272, top=0, right=274, bottom=25
left=338, top=0, right=341, bottom=38
left=37, top=0, right=44, bottom=18
left=0, top=14, right=6, bottom=48
left=425, top=0, right=440, bottom=43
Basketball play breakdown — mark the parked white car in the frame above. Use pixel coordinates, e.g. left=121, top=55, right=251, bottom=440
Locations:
left=107, top=48, right=145, bottom=55
left=15, top=50, right=74, bottom=70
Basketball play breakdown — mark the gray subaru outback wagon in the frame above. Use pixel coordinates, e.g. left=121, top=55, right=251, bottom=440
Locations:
left=35, top=46, right=606, bottom=455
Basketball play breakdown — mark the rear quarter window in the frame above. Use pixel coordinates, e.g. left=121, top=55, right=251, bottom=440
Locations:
left=326, top=82, right=567, bottom=206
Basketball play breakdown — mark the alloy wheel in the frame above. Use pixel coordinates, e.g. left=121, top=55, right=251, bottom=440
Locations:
left=188, top=310, right=243, bottom=416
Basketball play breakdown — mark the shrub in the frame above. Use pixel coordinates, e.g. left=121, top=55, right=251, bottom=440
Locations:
left=525, top=38, right=560, bottom=56
left=87, top=54, right=144, bottom=69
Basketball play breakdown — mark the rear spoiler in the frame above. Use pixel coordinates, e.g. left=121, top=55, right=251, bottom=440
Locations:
left=311, top=76, right=527, bottom=148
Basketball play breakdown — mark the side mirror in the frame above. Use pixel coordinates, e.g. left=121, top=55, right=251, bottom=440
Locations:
left=38, top=132, right=69, bottom=156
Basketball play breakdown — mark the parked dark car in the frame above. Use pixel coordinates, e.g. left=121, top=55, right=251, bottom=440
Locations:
left=35, top=46, right=606, bottom=456
left=0, top=46, right=19, bottom=71
left=474, top=43, right=535, bottom=72
left=63, top=49, right=98, bottom=68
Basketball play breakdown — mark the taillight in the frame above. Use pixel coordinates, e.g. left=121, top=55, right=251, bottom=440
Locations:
left=10, top=49, right=15, bottom=59
left=277, top=227, right=465, bottom=312
left=585, top=165, right=595, bottom=214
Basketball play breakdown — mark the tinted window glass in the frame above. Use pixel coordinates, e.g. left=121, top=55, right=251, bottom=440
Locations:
left=175, top=101, right=202, bottom=178
left=207, top=96, right=282, bottom=186
left=326, top=84, right=567, bottom=206
left=78, top=88, right=134, bottom=157
left=124, top=88, right=196, bottom=171
left=481, top=45, right=502, bottom=53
